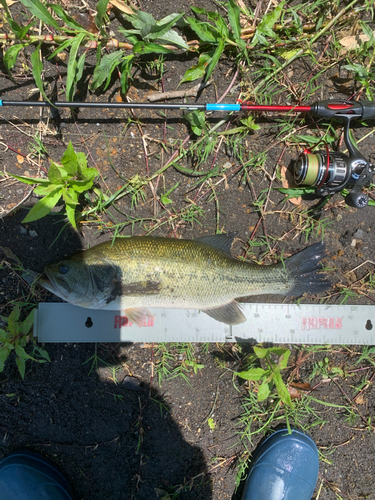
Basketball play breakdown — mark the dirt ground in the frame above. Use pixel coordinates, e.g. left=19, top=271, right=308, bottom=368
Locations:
left=1, top=0, right=375, bottom=499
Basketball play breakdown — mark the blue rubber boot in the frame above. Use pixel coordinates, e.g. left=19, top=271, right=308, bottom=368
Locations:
left=0, top=450, right=73, bottom=500
left=241, top=428, right=319, bottom=500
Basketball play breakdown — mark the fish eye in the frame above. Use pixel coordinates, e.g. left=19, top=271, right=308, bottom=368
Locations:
left=59, top=264, right=69, bottom=274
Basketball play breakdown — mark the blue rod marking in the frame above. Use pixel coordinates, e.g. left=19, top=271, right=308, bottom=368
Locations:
left=206, top=104, right=241, bottom=111
left=0, top=100, right=2, bottom=106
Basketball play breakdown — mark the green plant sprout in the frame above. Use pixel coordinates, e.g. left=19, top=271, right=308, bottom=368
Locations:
left=236, top=345, right=293, bottom=408
left=0, top=305, right=50, bottom=379
left=10, top=141, right=99, bottom=228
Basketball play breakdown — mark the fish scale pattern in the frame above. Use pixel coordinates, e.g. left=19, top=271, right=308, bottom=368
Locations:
left=87, top=237, right=292, bottom=310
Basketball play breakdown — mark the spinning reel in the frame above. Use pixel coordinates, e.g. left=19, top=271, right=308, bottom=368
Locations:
left=292, top=100, right=375, bottom=208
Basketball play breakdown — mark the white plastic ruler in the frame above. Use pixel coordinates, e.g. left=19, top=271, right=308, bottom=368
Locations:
left=34, top=302, right=375, bottom=344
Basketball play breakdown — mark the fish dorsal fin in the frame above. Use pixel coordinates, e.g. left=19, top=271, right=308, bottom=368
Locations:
left=203, top=300, right=246, bottom=325
left=195, top=233, right=236, bottom=256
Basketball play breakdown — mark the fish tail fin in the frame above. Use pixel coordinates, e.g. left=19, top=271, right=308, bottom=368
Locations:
left=284, top=242, right=330, bottom=296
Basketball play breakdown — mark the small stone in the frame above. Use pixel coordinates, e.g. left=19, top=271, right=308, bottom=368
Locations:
left=19, top=225, right=28, bottom=235
left=29, top=230, right=38, bottom=238
left=351, top=239, right=357, bottom=247
left=353, top=229, right=365, bottom=239
left=96, top=123, right=100, bottom=127
left=60, top=122, right=67, bottom=129
left=122, top=376, right=142, bottom=391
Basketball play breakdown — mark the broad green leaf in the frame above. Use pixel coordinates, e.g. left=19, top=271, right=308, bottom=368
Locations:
left=214, top=14, right=228, bottom=38
left=69, top=179, right=93, bottom=193
left=7, top=17, right=24, bottom=37
left=228, top=0, right=244, bottom=45
left=190, top=6, right=208, bottom=15
left=145, top=13, right=184, bottom=40
left=257, top=0, right=284, bottom=37
left=184, top=110, right=206, bottom=136
left=64, top=189, right=78, bottom=227
left=236, top=367, right=268, bottom=381
left=76, top=151, right=88, bottom=176
left=61, top=141, right=78, bottom=175
left=35, top=345, right=50, bottom=361
left=180, top=53, right=211, bottom=84
left=8, top=306, right=21, bottom=334
left=0, top=345, right=13, bottom=373
left=95, top=0, right=109, bottom=31
left=253, top=346, right=269, bottom=358
left=22, top=187, right=62, bottom=223
left=191, top=6, right=219, bottom=20
left=10, top=173, right=50, bottom=185
left=65, top=202, right=77, bottom=228
left=47, top=4, right=88, bottom=31
left=132, top=41, right=173, bottom=54
left=16, top=356, right=26, bottom=379
left=120, top=55, right=134, bottom=94
left=186, top=17, right=218, bottom=43
left=267, top=347, right=290, bottom=356
left=20, top=308, right=35, bottom=335
left=4, top=44, right=25, bottom=73
left=240, top=116, right=260, bottom=131
left=15, top=343, right=27, bottom=359
left=47, top=161, right=63, bottom=184
left=66, top=32, right=85, bottom=101
left=61, top=189, right=79, bottom=205
left=160, top=194, right=173, bottom=205
left=31, top=43, right=50, bottom=102
left=278, top=349, right=291, bottom=370
left=76, top=51, right=86, bottom=85
left=124, top=10, right=155, bottom=30
left=257, top=379, right=271, bottom=401
left=273, top=370, right=293, bottom=407
left=0, top=329, right=9, bottom=342
left=118, top=28, right=139, bottom=45
left=34, top=183, right=60, bottom=196
left=18, top=0, right=60, bottom=30
left=205, top=37, right=225, bottom=81
left=90, top=50, right=124, bottom=90
left=157, top=29, right=189, bottom=50
left=82, top=167, right=99, bottom=181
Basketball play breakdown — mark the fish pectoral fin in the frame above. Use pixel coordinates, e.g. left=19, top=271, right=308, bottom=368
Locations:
left=202, top=301, right=246, bottom=325
left=123, top=307, right=155, bottom=327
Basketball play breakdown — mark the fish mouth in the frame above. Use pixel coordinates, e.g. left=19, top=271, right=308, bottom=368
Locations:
left=38, top=272, right=70, bottom=301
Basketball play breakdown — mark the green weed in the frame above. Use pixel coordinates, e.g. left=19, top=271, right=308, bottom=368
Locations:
left=236, top=345, right=293, bottom=408
left=10, top=141, right=99, bottom=228
left=154, top=343, right=205, bottom=385
left=0, top=305, right=50, bottom=379
left=11, top=142, right=99, bottom=228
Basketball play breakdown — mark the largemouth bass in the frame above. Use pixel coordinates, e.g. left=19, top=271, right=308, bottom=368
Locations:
left=39, top=234, right=329, bottom=325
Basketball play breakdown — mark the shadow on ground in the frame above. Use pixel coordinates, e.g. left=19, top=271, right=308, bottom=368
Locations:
left=0, top=342, right=212, bottom=500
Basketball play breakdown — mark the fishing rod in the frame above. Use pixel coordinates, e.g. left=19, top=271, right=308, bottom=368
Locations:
left=1, top=98, right=374, bottom=207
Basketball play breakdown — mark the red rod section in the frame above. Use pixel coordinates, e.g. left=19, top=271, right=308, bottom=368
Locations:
left=240, top=104, right=312, bottom=112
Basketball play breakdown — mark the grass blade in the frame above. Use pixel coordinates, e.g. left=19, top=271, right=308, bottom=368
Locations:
left=30, top=43, right=50, bottom=102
